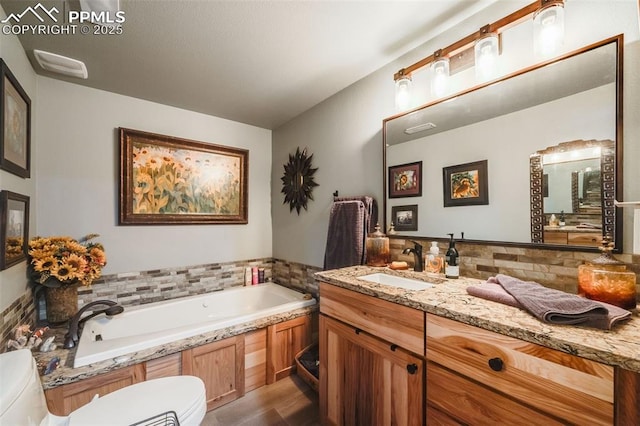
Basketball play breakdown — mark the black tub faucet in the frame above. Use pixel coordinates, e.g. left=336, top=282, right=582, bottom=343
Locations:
left=402, top=241, right=423, bottom=272
left=63, top=300, right=124, bottom=349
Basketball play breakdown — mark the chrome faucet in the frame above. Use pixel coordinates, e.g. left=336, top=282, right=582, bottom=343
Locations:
left=402, top=241, right=423, bottom=272
left=63, top=300, right=124, bottom=349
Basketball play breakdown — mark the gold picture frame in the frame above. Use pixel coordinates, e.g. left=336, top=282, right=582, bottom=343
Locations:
left=119, top=128, right=248, bottom=225
left=1, top=60, right=31, bottom=178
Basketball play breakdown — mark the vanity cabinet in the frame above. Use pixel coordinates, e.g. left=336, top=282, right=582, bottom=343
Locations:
left=543, top=229, right=601, bottom=246
left=426, top=314, right=614, bottom=425
left=319, top=282, right=425, bottom=425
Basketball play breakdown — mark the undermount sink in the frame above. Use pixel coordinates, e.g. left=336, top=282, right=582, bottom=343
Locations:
left=357, top=273, right=434, bottom=290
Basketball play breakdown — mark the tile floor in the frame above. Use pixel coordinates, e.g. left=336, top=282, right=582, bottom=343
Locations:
left=201, top=374, right=320, bottom=425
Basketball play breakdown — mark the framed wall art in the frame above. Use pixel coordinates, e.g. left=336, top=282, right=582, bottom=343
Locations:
left=0, top=190, right=29, bottom=270
left=391, top=204, right=418, bottom=232
left=388, top=161, right=422, bottom=198
left=119, top=128, right=248, bottom=225
left=1, top=60, right=31, bottom=178
left=443, top=160, right=489, bottom=207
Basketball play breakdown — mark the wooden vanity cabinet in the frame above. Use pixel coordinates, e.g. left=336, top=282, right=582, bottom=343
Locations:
left=426, top=314, right=615, bottom=425
left=319, top=282, right=425, bottom=425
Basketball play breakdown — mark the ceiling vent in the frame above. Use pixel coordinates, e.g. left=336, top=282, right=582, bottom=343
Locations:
left=33, top=50, right=88, bottom=79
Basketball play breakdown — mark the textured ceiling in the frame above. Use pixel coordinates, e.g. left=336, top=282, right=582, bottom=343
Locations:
left=2, top=0, right=496, bottom=129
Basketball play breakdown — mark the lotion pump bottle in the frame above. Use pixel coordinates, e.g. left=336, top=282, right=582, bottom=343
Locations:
left=426, top=241, right=444, bottom=274
left=445, top=233, right=459, bottom=279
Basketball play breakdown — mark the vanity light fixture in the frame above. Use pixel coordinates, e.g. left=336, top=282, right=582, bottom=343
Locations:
left=430, top=50, right=450, bottom=98
left=392, top=0, right=565, bottom=106
left=533, top=0, right=565, bottom=58
left=395, top=73, right=412, bottom=111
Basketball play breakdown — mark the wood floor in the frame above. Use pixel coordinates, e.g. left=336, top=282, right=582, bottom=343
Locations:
left=202, top=374, right=320, bottom=426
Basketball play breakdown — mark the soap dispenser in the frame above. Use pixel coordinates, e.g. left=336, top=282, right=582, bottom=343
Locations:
left=445, top=233, right=459, bottom=279
left=365, top=223, right=390, bottom=267
left=425, top=241, right=444, bottom=274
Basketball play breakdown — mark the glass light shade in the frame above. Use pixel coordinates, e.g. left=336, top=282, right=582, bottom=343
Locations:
left=395, top=76, right=412, bottom=111
left=430, top=58, right=450, bottom=99
left=474, top=33, right=499, bottom=82
left=533, top=3, right=565, bottom=58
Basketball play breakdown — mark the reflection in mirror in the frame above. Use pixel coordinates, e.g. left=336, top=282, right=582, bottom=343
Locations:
left=530, top=139, right=614, bottom=248
left=383, top=35, right=622, bottom=252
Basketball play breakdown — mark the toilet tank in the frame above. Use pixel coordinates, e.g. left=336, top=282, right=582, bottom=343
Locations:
left=0, top=349, right=49, bottom=426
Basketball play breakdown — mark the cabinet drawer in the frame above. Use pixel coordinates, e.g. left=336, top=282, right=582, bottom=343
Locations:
left=320, top=282, right=425, bottom=355
left=568, top=231, right=601, bottom=246
left=426, top=314, right=614, bottom=425
left=544, top=231, right=567, bottom=244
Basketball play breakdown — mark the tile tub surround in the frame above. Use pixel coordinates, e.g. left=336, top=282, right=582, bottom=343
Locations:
left=315, top=266, right=640, bottom=373
left=391, top=238, right=640, bottom=298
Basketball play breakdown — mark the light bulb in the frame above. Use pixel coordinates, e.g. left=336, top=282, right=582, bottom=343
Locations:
left=474, top=34, right=499, bottom=82
left=395, top=76, right=412, bottom=111
left=430, top=58, right=449, bottom=99
left=534, top=3, right=565, bottom=58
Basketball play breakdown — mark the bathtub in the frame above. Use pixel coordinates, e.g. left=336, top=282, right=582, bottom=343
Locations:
left=73, top=283, right=316, bottom=368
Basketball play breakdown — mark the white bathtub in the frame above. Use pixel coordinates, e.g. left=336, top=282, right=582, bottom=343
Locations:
left=73, top=283, right=316, bottom=368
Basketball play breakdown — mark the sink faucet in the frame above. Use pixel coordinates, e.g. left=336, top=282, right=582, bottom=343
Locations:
left=63, top=300, right=124, bottom=349
left=402, top=241, right=423, bottom=272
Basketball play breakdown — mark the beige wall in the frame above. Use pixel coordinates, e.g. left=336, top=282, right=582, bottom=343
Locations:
left=272, top=0, right=640, bottom=268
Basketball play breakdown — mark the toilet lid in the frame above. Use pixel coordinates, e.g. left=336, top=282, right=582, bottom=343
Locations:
left=0, top=350, right=37, bottom=417
left=68, top=376, right=206, bottom=425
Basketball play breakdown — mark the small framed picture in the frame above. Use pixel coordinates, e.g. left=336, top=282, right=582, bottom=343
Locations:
left=388, top=161, right=422, bottom=198
left=443, top=160, right=489, bottom=207
left=1, top=60, right=31, bottom=178
left=391, top=204, right=418, bottom=232
left=0, top=190, right=30, bottom=270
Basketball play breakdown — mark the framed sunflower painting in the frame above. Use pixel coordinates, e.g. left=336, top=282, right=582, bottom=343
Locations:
left=443, top=160, right=489, bottom=207
left=119, top=128, right=248, bottom=225
left=388, top=161, right=422, bottom=198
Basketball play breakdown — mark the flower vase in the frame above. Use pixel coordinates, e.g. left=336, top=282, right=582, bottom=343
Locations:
left=44, top=284, right=78, bottom=325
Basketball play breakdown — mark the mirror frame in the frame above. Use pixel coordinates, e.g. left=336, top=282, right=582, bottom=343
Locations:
left=382, top=35, right=623, bottom=252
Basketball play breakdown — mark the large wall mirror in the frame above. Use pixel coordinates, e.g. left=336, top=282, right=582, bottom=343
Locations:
left=383, top=35, right=623, bottom=252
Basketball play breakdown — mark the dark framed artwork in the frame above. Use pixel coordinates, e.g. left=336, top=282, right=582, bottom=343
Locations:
left=1, top=60, right=31, bottom=178
left=119, top=128, right=248, bottom=225
left=0, top=190, right=29, bottom=270
left=391, top=204, right=418, bottom=232
left=388, top=161, right=422, bottom=198
left=443, top=160, right=489, bottom=207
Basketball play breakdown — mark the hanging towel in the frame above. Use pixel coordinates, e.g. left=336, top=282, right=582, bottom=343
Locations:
left=467, top=274, right=631, bottom=330
left=333, top=196, right=378, bottom=234
left=323, top=200, right=366, bottom=270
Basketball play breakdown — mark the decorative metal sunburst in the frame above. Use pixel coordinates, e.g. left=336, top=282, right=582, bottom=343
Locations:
left=281, top=147, right=319, bottom=214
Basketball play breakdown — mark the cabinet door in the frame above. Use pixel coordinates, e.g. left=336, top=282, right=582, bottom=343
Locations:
left=267, top=314, right=311, bottom=384
left=182, top=335, right=244, bottom=411
left=44, top=363, right=145, bottom=416
left=320, top=315, right=423, bottom=426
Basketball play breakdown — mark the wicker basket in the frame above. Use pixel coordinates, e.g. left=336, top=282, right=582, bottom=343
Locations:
left=294, top=343, right=319, bottom=393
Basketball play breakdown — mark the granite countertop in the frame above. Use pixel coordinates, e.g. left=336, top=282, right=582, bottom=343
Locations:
left=315, top=266, right=640, bottom=373
left=32, top=306, right=316, bottom=390
left=543, top=225, right=601, bottom=233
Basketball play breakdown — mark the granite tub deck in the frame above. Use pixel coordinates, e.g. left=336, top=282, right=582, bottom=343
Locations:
left=33, top=306, right=316, bottom=390
left=315, top=265, right=640, bottom=373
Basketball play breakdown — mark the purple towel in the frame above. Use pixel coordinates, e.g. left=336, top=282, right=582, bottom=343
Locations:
left=466, top=274, right=631, bottom=330
left=323, top=200, right=366, bottom=270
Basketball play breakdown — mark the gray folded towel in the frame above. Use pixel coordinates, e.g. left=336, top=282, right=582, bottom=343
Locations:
left=466, top=274, right=631, bottom=330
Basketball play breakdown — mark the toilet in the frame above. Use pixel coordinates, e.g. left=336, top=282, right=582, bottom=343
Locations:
left=0, top=349, right=207, bottom=426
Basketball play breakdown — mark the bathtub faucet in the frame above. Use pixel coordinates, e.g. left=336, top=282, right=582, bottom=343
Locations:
left=63, top=300, right=124, bottom=349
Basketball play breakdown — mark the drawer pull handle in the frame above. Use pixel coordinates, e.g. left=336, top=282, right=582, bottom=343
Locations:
left=406, top=363, right=418, bottom=375
left=488, top=357, right=504, bottom=372
left=390, top=344, right=398, bottom=351
left=355, top=328, right=362, bottom=335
